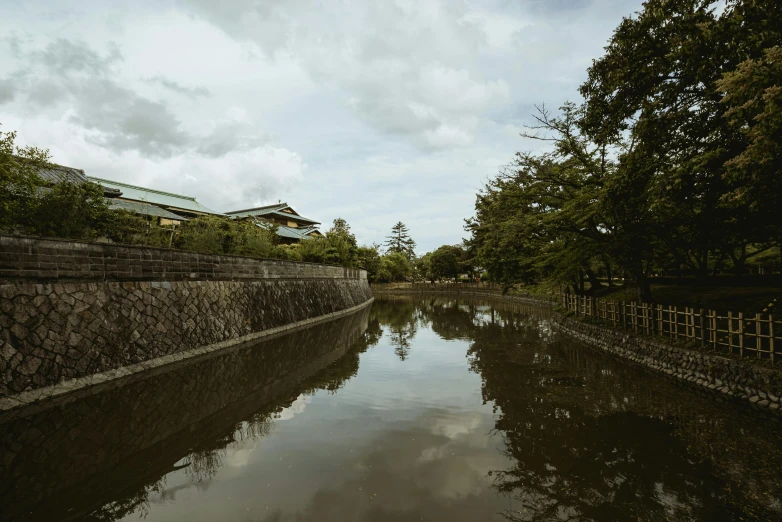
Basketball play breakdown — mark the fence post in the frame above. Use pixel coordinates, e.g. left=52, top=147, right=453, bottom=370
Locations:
left=728, top=311, right=734, bottom=354
left=770, top=315, right=775, bottom=365
left=699, top=309, right=706, bottom=348
left=738, top=312, right=744, bottom=358
left=621, top=301, right=626, bottom=329
left=756, top=313, right=762, bottom=359
left=632, top=302, right=638, bottom=333
left=711, top=310, right=717, bottom=351
left=673, top=306, right=678, bottom=339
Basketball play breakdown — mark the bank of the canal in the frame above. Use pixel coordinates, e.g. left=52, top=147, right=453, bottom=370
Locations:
left=2, top=296, right=782, bottom=521
left=0, top=235, right=373, bottom=408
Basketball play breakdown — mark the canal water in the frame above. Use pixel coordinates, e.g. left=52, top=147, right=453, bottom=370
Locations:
left=2, top=297, right=782, bottom=521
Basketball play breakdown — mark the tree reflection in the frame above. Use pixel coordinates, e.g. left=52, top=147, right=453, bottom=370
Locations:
left=464, top=308, right=782, bottom=521
left=372, top=298, right=782, bottom=520
left=371, top=299, right=419, bottom=360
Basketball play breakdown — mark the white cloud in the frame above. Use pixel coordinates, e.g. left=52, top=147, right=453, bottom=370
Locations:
left=0, top=0, right=645, bottom=250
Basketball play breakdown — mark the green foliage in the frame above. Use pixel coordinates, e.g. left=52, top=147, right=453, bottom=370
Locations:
left=0, top=126, right=51, bottom=233
left=356, top=244, right=382, bottom=282
left=375, top=251, right=412, bottom=283
left=467, top=0, right=782, bottom=299
left=429, top=245, right=463, bottom=281
left=272, top=243, right=303, bottom=261
left=175, top=215, right=277, bottom=257
left=324, top=217, right=358, bottom=266
left=31, top=180, right=116, bottom=240
left=384, top=221, right=416, bottom=260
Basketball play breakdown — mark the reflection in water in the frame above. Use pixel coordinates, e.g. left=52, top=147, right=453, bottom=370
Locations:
left=2, top=298, right=782, bottom=521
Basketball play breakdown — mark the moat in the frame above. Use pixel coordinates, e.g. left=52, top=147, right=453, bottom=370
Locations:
left=3, top=297, right=782, bottom=521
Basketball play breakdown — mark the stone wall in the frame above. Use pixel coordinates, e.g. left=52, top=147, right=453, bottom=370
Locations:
left=551, top=316, right=782, bottom=413
left=0, top=234, right=363, bottom=282
left=0, top=235, right=372, bottom=399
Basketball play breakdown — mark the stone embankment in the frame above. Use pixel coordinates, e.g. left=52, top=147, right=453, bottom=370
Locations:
left=0, top=235, right=373, bottom=406
left=375, top=284, right=782, bottom=414
left=554, top=316, right=782, bottom=412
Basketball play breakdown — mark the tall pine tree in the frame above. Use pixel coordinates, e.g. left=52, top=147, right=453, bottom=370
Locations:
left=384, top=222, right=416, bottom=259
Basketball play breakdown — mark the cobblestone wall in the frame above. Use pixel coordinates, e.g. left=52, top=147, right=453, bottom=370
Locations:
left=553, top=316, right=782, bottom=413
left=0, top=235, right=372, bottom=398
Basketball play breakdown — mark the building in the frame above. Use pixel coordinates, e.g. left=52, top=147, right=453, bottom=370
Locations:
left=88, top=177, right=221, bottom=225
left=225, top=203, right=323, bottom=244
left=34, top=162, right=120, bottom=197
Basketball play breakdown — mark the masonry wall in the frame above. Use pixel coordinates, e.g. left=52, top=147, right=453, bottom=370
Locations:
left=552, top=316, right=782, bottom=412
left=0, top=235, right=373, bottom=398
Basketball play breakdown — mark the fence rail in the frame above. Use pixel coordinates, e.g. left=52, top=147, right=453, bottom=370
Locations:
left=561, top=293, right=781, bottom=364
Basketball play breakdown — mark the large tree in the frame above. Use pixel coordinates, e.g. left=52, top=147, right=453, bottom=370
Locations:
left=384, top=221, right=416, bottom=259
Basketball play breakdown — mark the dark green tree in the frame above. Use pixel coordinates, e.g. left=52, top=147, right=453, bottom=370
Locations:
left=383, top=221, right=416, bottom=259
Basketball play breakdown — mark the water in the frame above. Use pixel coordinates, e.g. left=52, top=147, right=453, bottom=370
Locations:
left=2, top=297, right=782, bottom=521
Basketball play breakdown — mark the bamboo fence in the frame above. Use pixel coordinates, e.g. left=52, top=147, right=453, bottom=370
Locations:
left=561, top=293, right=780, bottom=364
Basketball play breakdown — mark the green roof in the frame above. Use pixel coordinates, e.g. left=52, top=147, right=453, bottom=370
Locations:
left=226, top=203, right=320, bottom=224
left=266, top=223, right=322, bottom=240
left=88, top=176, right=220, bottom=215
left=107, top=199, right=188, bottom=221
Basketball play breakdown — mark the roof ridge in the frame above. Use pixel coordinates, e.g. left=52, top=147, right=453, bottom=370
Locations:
left=225, top=202, right=288, bottom=215
left=13, top=156, right=85, bottom=174
left=89, top=176, right=198, bottom=201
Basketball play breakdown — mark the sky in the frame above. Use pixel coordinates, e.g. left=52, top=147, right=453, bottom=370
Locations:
left=0, top=0, right=644, bottom=253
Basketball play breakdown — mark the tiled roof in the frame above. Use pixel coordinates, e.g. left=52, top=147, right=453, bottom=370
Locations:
left=225, top=203, right=288, bottom=218
left=264, top=210, right=320, bottom=224
left=88, top=177, right=221, bottom=215
left=107, top=199, right=188, bottom=221
left=35, top=164, right=89, bottom=184
left=226, top=203, right=320, bottom=224
left=264, top=223, right=322, bottom=240
left=23, top=160, right=122, bottom=197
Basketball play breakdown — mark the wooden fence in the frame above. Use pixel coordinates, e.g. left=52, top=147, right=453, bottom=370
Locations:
left=561, top=293, right=780, bottom=364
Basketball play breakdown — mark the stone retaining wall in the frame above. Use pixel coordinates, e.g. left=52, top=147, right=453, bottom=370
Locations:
left=0, top=235, right=362, bottom=282
left=552, top=316, right=782, bottom=413
left=0, top=235, right=372, bottom=399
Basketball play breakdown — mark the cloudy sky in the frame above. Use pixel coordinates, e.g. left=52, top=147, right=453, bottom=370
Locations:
left=0, top=0, right=643, bottom=252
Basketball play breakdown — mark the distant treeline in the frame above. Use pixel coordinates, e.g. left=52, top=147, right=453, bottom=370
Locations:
left=464, top=0, right=781, bottom=300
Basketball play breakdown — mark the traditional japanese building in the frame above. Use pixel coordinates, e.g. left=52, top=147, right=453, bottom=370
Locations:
left=88, top=177, right=221, bottom=225
left=225, top=203, right=323, bottom=244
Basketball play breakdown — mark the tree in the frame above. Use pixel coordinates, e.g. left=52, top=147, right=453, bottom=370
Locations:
left=325, top=217, right=358, bottom=266
left=384, top=221, right=416, bottom=260
left=718, top=45, right=782, bottom=269
left=356, top=244, right=382, bottom=282
left=377, top=251, right=412, bottom=282
left=429, top=245, right=462, bottom=281
left=0, top=125, right=51, bottom=232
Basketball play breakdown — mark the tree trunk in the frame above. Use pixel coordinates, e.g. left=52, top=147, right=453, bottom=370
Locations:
left=605, top=260, right=613, bottom=287
left=585, top=268, right=603, bottom=295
